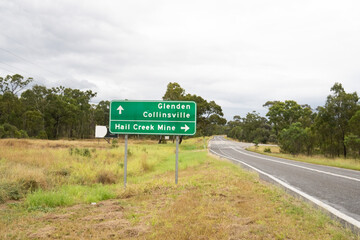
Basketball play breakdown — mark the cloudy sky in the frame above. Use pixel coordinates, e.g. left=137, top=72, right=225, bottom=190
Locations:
left=0, top=0, right=359, bottom=119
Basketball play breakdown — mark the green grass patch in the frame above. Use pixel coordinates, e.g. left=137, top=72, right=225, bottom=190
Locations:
left=25, top=184, right=117, bottom=211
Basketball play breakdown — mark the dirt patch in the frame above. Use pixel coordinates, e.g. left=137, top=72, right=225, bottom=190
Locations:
left=43, top=212, right=74, bottom=221
left=21, top=199, right=150, bottom=239
left=28, top=226, right=56, bottom=239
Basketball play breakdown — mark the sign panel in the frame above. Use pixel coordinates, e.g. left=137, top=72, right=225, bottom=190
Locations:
left=109, top=100, right=196, bottom=135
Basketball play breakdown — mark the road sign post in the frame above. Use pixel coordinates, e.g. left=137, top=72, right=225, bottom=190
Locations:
left=109, top=100, right=197, bottom=186
left=175, top=135, right=179, bottom=184
left=124, top=134, right=128, bottom=188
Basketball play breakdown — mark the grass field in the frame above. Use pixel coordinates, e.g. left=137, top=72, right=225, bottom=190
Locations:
left=248, top=145, right=360, bottom=171
left=0, top=137, right=358, bottom=239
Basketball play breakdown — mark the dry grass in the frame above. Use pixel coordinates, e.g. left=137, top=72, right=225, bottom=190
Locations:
left=0, top=138, right=358, bottom=239
left=1, top=159, right=357, bottom=239
left=248, top=145, right=360, bottom=171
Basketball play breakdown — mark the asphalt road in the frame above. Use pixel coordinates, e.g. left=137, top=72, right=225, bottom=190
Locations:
left=209, top=136, right=360, bottom=230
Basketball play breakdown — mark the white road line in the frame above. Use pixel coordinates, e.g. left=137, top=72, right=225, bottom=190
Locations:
left=209, top=147, right=360, bottom=230
left=229, top=147, right=360, bottom=183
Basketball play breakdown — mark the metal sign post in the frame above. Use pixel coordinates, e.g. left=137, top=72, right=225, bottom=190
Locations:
left=109, top=100, right=196, bottom=187
left=175, top=136, right=179, bottom=184
left=124, top=134, right=128, bottom=188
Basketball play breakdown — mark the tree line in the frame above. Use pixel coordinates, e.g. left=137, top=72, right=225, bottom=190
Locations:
left=0, top=74, right=109, bottom=139
left=227, top=83, right=359, bottom=158
left=0, top=75, right=226, bottom=140
left=1, top=74, right=358, bottom=157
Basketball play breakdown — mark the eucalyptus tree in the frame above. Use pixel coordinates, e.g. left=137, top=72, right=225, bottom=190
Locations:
left=315, top=83, right=359, bottom=157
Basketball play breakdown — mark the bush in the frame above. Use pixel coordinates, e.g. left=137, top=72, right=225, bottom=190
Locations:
left=0, top=182, right=22, bottom=203
left=111, top=139, right=118, bottom=148
left=17, top=130, right=29, bottom=139
left=0, top=125, right=5, bottom=138
left=69, top=148, right=91, bottom=158
left=345, top=134, right=360, bottom=157
left=141, top=154, right=153, bottom=172
left=37, top=130, right=48, bottom=139
left=264, top=148, right=271, bottom=153
left=82, top=148, right=91, bottom=157
left=279, top=122, right=308, bottom=155
left=53, top=168, right=71, bottom=177
left=127, top=148, right=132, bottom=157
left=95, top=170, right=117, bottom=184
left=1, top=123, right=18, bottom=138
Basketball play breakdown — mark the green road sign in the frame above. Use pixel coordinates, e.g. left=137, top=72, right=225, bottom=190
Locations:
left=109, top=100, right=196, bottom=135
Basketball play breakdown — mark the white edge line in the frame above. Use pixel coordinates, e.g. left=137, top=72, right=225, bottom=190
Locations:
left=209, top=148, right=360, bottom=230
left=230, top=147, right=360, bottom=183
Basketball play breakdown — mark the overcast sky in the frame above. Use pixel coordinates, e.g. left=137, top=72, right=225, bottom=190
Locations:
left=0, top=0, right=359, bottom=119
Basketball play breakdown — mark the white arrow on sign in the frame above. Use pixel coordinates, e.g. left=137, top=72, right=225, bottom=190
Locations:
left=117, top=105, right=124, bottom=114
left=181, top=124, right=189, bottom=132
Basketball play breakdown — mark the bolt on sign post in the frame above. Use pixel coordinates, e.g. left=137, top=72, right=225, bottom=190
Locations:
left=109, top=100, right=197, bottom=187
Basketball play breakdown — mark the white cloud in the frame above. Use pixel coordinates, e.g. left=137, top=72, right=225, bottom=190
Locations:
left=0, top=0, right=359, bottom=119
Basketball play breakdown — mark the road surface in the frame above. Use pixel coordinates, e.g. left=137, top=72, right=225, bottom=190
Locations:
left=209, top=136, right=360, bottom=231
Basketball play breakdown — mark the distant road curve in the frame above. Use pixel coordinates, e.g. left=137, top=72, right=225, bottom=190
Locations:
left=209, top=136, right=360, bottom=231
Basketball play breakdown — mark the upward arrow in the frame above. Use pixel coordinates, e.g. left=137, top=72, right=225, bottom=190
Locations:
left=117, top=105, right=124, bottom=114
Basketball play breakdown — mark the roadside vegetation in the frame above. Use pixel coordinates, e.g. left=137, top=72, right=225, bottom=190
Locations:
left=248, top=145, right=360, bottom=171
left=0, top=76, right=226, bottom=140
left=227, top=83, right=359, bottom=159
left=1, top=75, right=358, bottom=160
left=0, top=138, right=358, bottom=239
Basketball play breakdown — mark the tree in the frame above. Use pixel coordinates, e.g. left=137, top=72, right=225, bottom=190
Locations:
left=162, top=82, right=226, bottom=137
left=226, top=112, right=271, bottom=143
left=278, top=122, right=308, bottom=155
left=23, top=110, right=44, bottom=137
left=241, top=111, right=271, bottom=143
left=263, top=100, right=314, bottom=138
left=183, top=94, right=226, bottom=136
left=95, top=100, right=110, bottom=126
left=314, top=83, right=359, bottom=157
left=0, top=123, right=28, bottom=138
left=345, top=110, right=360, bottom=157
left=21, top=85, right=49, bottom=113
left=162, top=82, right=185, bottom=100
left=0, top=92, right=23, bottom=129
left=0, top=74, right=33, bottom=95
left=0, top=74, right=106, bottom=139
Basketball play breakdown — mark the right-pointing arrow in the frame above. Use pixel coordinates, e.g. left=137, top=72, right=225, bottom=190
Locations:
left=181, top=124, right=189, bottom=132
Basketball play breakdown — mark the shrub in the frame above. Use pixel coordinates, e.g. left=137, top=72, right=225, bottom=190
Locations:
left=69, top=148, right=91, bottom=158
left=1, top=123, right=19, bottom=138
left=53, top=168, right=71, bottom=177
left=279, top=122, right=308, bottom=155
left=264, top=148, right=271, bottom=153
left=0, top=125, right=5, bottom=138
left=95, top=170, right=117, bottom=184
left=37, top=130, right=48, bottom=139
left=127, top=148, right=132, bottom=157
left=111, top=139, right=118, bottom=148
left=20, top=179, right=40, bottom=192
left=82, top=148, right=91, bottom=157
left=141, top=154, right=153, bottom=172
left=0, top=182, right=22, bottom=203
left=17, top=130, right=29, bottom=139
